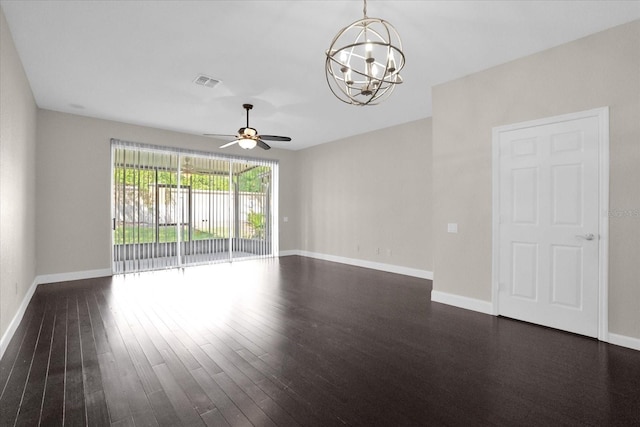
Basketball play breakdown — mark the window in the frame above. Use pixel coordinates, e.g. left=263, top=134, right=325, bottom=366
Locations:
left=111, top=139, right=278, bottom=273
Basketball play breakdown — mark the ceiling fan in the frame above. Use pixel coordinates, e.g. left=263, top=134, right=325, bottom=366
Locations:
left=204, top=104, right=291, bottom=150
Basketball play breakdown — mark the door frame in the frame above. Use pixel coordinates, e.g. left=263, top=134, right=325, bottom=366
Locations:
left=491, top=107, right=610, bottom=341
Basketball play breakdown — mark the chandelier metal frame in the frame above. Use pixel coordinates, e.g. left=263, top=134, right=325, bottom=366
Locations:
left=325, top=0, right=405, bottom=106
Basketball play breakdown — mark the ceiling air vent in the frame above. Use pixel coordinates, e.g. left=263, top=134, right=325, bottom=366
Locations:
left=193, top=74, right=220, bottom=88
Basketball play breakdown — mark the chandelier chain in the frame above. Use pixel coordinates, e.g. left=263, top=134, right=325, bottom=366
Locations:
left=363, top=0, right=368, bottom=18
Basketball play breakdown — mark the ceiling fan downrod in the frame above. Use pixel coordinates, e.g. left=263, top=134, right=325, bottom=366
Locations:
left=243, top=104, right=253, bottom=128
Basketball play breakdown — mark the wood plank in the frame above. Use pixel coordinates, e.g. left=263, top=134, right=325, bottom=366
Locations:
left=13, top=296, right=57, bottom=426
left=143, top=307, right=201, bottom=371
left=85, top=390, right=111, bottom=427
left=201, top=407, right=230, bottom=427
left=210, top=372, right=277, bottom=427
left=111, top=415, right=136, bottom=427
left=190, top=367, right=252, bottom=427
left=236, top=348, right=345, bottom=426
left=132, top=409, right=161, bottom=427
left=129, top=322, right=165, bottom=367
left=77, top=290, right=110, bottom=426
left=122, top=329, right=163, bottom=395
left=116, top=294, right=164, bottom=367
left=158, top=348, right=215, bottom=416
left=150, top=306, right=223, bottom=377
left=64, top=295, right=87, bottom=426
left=84, top=287, right=111, bottom=356
left=132, top=305, right=217, bottom=416
left=163, top=306, right=302, bottom=425
left=92, top=290, right=155, bottom=417
left=200, top=318, right=375, bottom=426
left=200, top=343, right=299, bottom=427
left=97, top=351, right=131, bottom=422
left=38, top=296, right=67, bottom=426
left=0, top=297, right=46, bottom=426
left=0, top=303, right=37, bottom=398
left=152, top=363, right=205, bottom=427
left=147, top=389, right=182, bottom=427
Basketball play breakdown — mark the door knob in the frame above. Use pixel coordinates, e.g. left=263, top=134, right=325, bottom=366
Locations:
left=576, top=233, right=595, bottom=240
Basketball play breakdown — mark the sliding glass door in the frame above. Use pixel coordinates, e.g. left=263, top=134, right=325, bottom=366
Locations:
left=111, top=139, right=278, bottom=274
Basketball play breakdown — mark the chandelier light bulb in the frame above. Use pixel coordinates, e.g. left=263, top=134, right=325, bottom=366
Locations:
left=387, top=51, right=397, bottom=73
left=365, top=41, right=374, bottom=63
left=371, top=63, right=379, bottom=77
left=345, top=68, right=353, bottom=85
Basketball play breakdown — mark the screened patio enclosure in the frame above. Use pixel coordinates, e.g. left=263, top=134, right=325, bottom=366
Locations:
left=111, top=139, right=278, bottom=273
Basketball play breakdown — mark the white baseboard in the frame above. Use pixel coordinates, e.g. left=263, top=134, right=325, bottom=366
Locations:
left=278, top=250, right=299, bottom=257
left=36, top=268, right=112, bottom=286
left=431, top=291, right=640, bottom=352
left=280, top=250, right=433, bottom=280
left=431, top=290, right=494, bottom=315
left=608, top=333, right=640, bottom=351
left=0, top=277, right=38, bottom=361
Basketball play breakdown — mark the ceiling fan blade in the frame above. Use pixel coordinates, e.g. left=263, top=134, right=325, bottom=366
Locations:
left=219, top=140, right=239, bottom=148
left=256, top=140, right=271, bottom=150
left=204, top=133, right=236, bottom=139
left=259, top=135, right=291, bottom=142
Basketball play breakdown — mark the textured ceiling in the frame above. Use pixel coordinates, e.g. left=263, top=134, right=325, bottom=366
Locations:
left=2, top=1, right=639, bottom=150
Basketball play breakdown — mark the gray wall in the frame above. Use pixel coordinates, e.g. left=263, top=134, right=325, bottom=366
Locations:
left=432, top=20, right=640, bottom=339
left=36, top=110, right=300, bottom=275
left=297, top=118, right=433, bottom=272
left=0, top=8, right=38, bottom=341
left=35, top=111, right=431, bottom=277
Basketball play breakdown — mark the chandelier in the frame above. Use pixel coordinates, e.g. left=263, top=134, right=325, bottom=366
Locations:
left=325, top=0, right=405, bottom=106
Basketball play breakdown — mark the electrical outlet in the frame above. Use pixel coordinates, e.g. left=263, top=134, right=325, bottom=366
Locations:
left=376, top=248, right=380, bottom=255
left=15, top=282, right=18, bottom=295
left=387, top=248, right=392, bottom=256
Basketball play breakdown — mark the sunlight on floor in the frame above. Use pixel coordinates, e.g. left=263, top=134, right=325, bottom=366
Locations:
left=111, top=259, right=284, bottom=330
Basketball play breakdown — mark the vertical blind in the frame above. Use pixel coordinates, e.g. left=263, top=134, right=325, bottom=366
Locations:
left=111, top=138, right=278, bottom=274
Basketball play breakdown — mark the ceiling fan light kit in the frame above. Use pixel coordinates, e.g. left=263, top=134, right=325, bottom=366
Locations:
left=325, top=0, right=405, bottom=106
left=237, top=137, right=257, bottom=150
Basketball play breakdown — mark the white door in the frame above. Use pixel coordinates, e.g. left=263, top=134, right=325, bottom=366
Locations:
left=494, top=110, right=608, bottom=338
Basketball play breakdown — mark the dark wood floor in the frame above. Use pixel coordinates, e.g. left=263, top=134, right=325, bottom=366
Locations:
left=1, top=256, right=639, bottom=426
